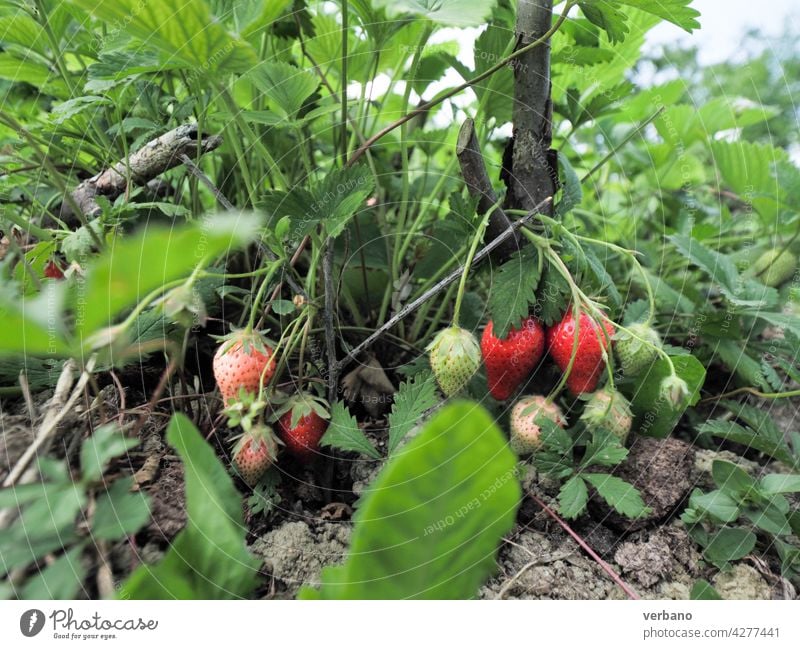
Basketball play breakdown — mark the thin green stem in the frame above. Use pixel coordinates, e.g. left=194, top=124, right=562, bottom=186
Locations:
left=453, top=201, right=495, bottom=326
left=246, top=261, right=283, bottom=331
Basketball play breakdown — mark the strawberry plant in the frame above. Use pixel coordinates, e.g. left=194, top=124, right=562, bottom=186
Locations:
left=682, top=460, right=800, bottom=578
left=1, top=0, right=799, bottom=605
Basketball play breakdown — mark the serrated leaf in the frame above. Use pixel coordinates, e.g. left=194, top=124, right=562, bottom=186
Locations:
left=387, top=371, right=438, bottom=453
left=248, top=61, right=320, bottom=118
left=304, top=401, right=521, bottom=599
left=321, top=402, right=380, bottom=459
left=69, top=0, right=257, bottom=75
left=698, top=420, right=794, bottom=466
left=669, top=233, right=747, bottom=304
left=559, top=476, right=589, bottom=519
left=487, top=247, right=541, bottom=338
left=534, top=263, right=571, bottom=327
left=618, top=0, right=700, bottom=32
left=373, top=0, right=498, bottom=26
left=579, top=1, right=629, bottom=44
left=584, top=473, right=649, bottom=518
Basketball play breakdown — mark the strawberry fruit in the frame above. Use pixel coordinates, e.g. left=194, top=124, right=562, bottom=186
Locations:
left=509, top=395, right=566, bottom=455
left=547, top=309, right=614, bottom=395
left=213, top=330, right=276, bottom=404
left=427, top=326, right=481, bottom=396
left=232, top=427, right=278, bottom=486
left=751, top=248, right=797, bottom=287
left=481, top=317, right=545, bottom=401
left=580, top=387, right=633, bottom=443
left=615, top=323, right=661, bottom=377
left=44, top=259, right=64, bottom=280
left=275, top=394, right=330, bottom=463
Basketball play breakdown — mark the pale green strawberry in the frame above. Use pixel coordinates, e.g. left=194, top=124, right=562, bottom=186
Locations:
left=615, top=323, right=661, bottom=376
left=509, top=395, right=566, bottom=455
left=427, top=326, right=481, bottom=396
left=752, top=249, right=797, bottom=287
left=580, top=387, right=633, bottom=443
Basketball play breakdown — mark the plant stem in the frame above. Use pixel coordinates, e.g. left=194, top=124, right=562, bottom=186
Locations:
left=453, top=202, right=494, bottom=327
left=347, top=1, right=575, bottom=166
left=247, top=261, right=283, bottom=331
left=336, top=196, right=553, bottom=370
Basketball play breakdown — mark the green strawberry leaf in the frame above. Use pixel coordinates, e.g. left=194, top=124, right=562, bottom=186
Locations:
left=584, top=473, right=650, bottom=518
left=558, top=475, right=589, bottom=519
left=321, top=401, right=381, bottom=459
left=121, top=414, right=260, bottom=598
left=626, top=353, right=706, bottom=438
left=302, top=401, right=521, bottom=599
left=387, top=371, right=438, bottom=453
left=487, top=247, right=541, bottom=339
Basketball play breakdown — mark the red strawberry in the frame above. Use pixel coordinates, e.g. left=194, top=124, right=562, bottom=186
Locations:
left=213, top=330, right=276, bottom=404
left=44, top=259, right=64, bottom=280
left=547, top=309, right=614, bottom=395
left=481, top=317, right=545, bottom=401
left=277, top=398, right=329, bottom=463
left=232, top=427, right=278, bottom=485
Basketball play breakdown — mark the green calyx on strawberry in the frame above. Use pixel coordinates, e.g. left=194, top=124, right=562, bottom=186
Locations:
left=427, top=326, right=481, bottom=397
left=580, top=387, right=633, bottom=443
left=273, top=392, right=330, bottom=463
left=750, top=248, right=797, bottom=287
left=481, top=316, right=545, bottom=401
left=614, top=322, right=661, bottom=377
left=213, top=328, right=277, bottom=405
left=232, top=425, right=279, bottom=486
left=509, top=395, right=566, bottom=456
left=547, top=309, right=614, bottom=395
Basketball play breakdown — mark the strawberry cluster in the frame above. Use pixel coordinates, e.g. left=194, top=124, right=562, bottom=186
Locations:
left=425, top=306, right=666, bottom=457
left=212, top=329, right=330, bottom=486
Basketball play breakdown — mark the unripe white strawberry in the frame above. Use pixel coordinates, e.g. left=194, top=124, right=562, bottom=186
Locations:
left=427, top=326, right=481, bottom=396
left=509, top=395, right=566, bottom=455
left=615, top=323, right=661, bottom=376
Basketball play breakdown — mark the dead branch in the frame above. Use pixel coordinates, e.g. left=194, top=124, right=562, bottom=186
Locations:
left=59, top=124, right=222, bottom=225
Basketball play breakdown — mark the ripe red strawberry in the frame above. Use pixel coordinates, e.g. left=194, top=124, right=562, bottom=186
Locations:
left=213, top=330, right=276, bottom=404
left=276, top=394, right=330, bottom=463
left=44, top=259, right=64, bottom=280
left=547, top=309, right=614, bottom=395
left=427, top=326, right=481, bottom=396
left=232, top=427, right=278, bottom=485
left=509, top=395, right=566, bottom=455
left=481, top=317, right=545, bottom=401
